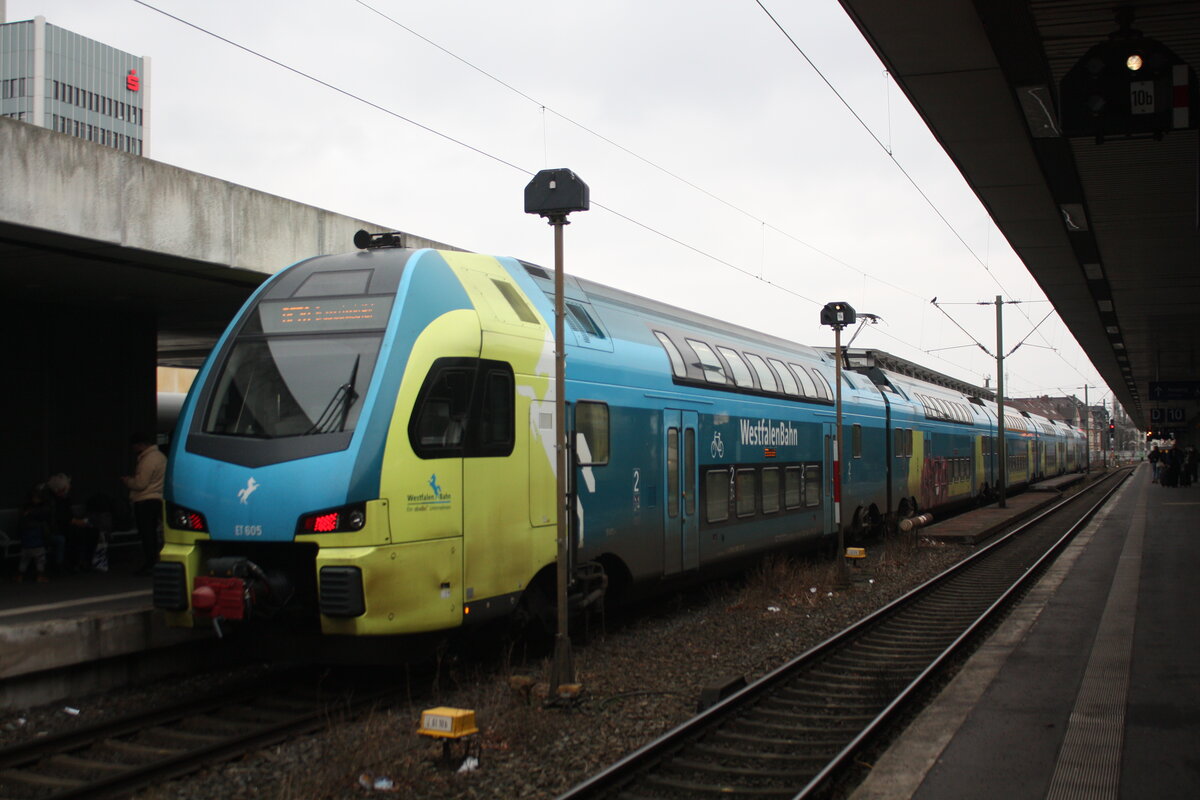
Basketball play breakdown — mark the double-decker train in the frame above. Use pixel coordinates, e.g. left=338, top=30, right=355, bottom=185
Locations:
left=152, top=236, right=1085, bottom=636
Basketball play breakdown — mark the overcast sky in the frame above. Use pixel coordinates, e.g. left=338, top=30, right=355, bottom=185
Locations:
left=9, top=0, right=1114, bottom=407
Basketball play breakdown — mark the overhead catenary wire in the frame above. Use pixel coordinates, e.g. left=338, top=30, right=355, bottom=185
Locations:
left=129, top=0, right=1069, bottom=391
left=347, top=0, right=931, bottom=305
left=754, top=0, right=1086, bottom=380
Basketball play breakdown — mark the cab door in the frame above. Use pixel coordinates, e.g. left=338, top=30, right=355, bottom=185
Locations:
left=663, top=410, right=698, bottom=575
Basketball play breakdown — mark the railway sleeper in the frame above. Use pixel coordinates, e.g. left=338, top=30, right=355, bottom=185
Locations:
left=748, top=707, right=880, bottom=726
left=804, top=663, right=920, bottom=682
left=99, top=738, right=186, bottom=758
left=729, top=715, right=863, bottom=737
left=711, top=728, right=846, bottom=752
left=191, top=714, right=271, bottom=733
left=772, top=685, right=889, bottom=702
left=0, top=766, right=88, bottom=789
left=835, top=647, right=935, bottom=664
left=689, top=742, right=835, bottom=766
left=644, top=771, right=800, bottom=798
left=664, top=755, right=816, bottom=782
left=45, top=753, right=130, bottom=774
left=145, top=726, right=228, bottom=744
left=760, top=697, right=883, bottom=715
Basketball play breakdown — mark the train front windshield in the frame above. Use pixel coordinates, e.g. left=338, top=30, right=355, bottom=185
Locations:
left=203, top=296, right=393, bottom=439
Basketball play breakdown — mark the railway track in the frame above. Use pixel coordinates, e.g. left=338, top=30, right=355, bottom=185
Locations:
left=558, top=469, right=1132, bottom=800
left=0, top=669, right=398, bottom=800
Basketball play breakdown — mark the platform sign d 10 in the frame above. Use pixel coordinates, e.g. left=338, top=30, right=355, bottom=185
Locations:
left=1150, top=407, right=1186, bottom=425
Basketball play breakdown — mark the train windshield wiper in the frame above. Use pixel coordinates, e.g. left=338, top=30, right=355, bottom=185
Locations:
left=305, top=355, right=361, bottom=435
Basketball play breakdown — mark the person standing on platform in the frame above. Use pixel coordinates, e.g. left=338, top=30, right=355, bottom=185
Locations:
left=1149, top=445, right=1162, bottom=483
left=122, top=433, right=167, bottom=575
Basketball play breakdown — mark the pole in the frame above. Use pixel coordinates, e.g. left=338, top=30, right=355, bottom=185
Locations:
left=834, top=324, right=847, bottom=584
left=550, top=219, right=574, bottom=694
left=1083, top=385, right=1090, bottom=473
left=1101, top=398, right=1107, bottom=469
left=995, top=296, right=1006, bottom=508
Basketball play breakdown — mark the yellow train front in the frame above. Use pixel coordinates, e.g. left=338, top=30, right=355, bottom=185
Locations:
left=153, top=243, right=561, bottom=635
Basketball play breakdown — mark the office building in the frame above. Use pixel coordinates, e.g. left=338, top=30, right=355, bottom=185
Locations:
left=1, top=10, right=150, bottom=155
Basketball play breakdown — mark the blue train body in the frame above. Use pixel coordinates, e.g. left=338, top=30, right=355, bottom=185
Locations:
left=153, top=243, right=1084, bottom=636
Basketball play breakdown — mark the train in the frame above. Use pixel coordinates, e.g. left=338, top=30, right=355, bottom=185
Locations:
left=151, top=235, right=1086, bottom=636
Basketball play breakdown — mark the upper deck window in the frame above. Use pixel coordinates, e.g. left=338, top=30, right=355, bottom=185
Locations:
left=790, top=363, right=818, bottom=398
left=717, top=347, right=755, bottom=389
left=767, top=358, right=799, bottom=395
left=686, top=339, right=727, bottom=384
left=744, top=353, right=778, bottom=392
left=653, top=331, right=687, bottom=378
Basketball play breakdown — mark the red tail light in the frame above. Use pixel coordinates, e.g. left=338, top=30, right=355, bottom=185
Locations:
left=297, top=503, right=366, bottom=534
left=168, top=503, right=208, bottom=532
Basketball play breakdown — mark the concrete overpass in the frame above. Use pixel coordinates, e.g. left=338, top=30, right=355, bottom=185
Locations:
left=0, top=116, right=455, bottom=509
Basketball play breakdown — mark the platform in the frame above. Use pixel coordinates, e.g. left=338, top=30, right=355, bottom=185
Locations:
left=921, top=468, right=1101, bottom=546
left=852, top=462, right=1200, bottom=799
left=0, top=550, right=209, bottom=710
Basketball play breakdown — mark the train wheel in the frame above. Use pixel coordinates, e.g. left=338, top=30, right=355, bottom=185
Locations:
left=510, top=575, right=555, bottom=644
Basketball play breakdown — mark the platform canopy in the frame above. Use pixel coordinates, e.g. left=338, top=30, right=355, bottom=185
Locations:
left=839, top=0, right=1200, bottom=435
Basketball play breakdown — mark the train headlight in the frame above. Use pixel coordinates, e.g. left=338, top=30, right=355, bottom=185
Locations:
left=168, top=502, right=208, bottom=532
left=298, top=503, right=367, bottom=534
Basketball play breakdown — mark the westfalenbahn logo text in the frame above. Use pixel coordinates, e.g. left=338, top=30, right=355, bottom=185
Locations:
left=739, top=418, right=799, bottom=448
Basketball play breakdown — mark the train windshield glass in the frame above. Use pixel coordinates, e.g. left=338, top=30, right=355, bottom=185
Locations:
left=203, top=331, right=383, bottom=439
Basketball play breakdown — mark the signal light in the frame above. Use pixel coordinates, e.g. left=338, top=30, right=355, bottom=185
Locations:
left=298, top=503, right=366, bottom=534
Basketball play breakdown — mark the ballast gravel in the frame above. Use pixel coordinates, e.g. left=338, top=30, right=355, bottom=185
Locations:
left=1, top=539, right=968, bottom=800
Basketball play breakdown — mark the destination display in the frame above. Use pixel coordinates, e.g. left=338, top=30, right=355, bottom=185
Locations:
left=259, top=297, right=393, bottom=334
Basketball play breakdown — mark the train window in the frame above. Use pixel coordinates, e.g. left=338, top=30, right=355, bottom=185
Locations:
left=684, top=430, right=696, bottom=516
left=411, top=364, right=474, bottom=455
left=852, top=424, right=862, bottom=458
left=744, top=353, right=778, bottom=393
left=906, top=429, right=914, bottom=457
left=409, top=358, right=514, bottom=459
left=294, top=269, right=372, bottom=297
left=718, top=347, right=756, bottom=389
left=767, top=358, right=799, bottom=395
left=811, top=369, right=835, bottom=401
left=803, top=465, right=822, bottom=507
left=476, top=367, right=515, bottom=455
left=736, top=469, right=756, bottom=517
left=668, top=429, right=680, bottom=519
left=565, top=302, right=605, bottom=339
left=789, top=364, right=818, bottom=398
left=784, top=466, right=802, bottom=509
left=762, top=468, right=780, bottom=514
left=204, top=335, right=382, bottom=438
left=575, top=402, right=609, bottom=466
left=686, top=339, right=728, bottom=384
left=492, top=279, right=540, bottom=324
left=705, top=470, right=729, bottom=522
left=653, top=331, right=688, bottom=378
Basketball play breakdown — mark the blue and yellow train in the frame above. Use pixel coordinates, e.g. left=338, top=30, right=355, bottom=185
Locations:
left=152, top=237, right=1085, bottom=635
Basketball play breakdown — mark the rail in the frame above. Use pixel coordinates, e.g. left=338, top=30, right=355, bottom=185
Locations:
left=557, top=468, right=1132, bottom=800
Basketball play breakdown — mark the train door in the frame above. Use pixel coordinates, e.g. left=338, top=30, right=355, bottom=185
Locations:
left=663, top=409, right=698, bottom=575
